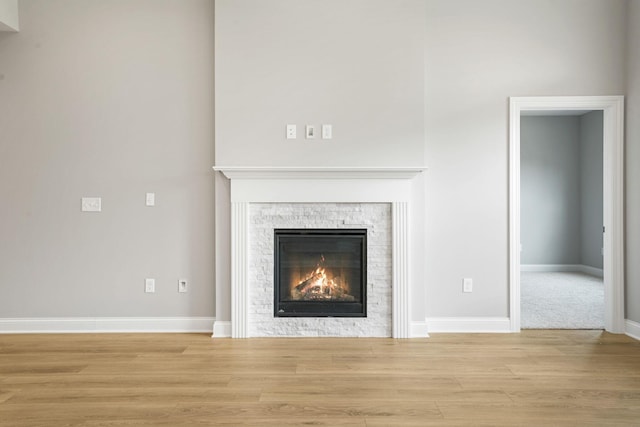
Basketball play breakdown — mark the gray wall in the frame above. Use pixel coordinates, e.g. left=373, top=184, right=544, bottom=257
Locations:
left=521, top=116, right=582, bottom=265
left=520, top=114, right=603, bottom=269
left=580, top=111, right=604, bottom=269
left=423, top=0, right=625, bottom=318
left=627, top=0, right=640, bottom=323
left=214, top=0, right=425, bottom=168
left=0, top=0, right=215, bottom=318
left=1, top=0, right=635, bottom=326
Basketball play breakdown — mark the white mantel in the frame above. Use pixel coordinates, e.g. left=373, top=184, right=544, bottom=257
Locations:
left=213, top=166, right=426, bottom=338
left=214, top=166, right=426, bottom=180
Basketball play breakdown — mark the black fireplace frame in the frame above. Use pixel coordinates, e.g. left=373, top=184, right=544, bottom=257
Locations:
left=273, top=228, right=367, bottom=318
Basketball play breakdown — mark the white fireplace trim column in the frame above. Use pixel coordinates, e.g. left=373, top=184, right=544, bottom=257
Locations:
left=392, top=202, right=409, bottom=339
left=231, top=202, right=249, bottom=338
left=214, top=167, right=425, bottom=338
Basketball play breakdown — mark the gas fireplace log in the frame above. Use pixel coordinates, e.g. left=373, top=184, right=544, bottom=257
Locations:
left=295, top=277, right=314, bottom=292
left=295, top=272, right=323, bottom=292
left=298, top=281, right=321, bottom=295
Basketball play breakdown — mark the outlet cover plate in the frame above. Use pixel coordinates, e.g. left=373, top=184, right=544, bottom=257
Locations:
left=286, top=124, right=296, bottom=139
left=145, top=278, right=155, bottom=293
left=322, top=124, right=332, bottom=139
left=81, top=197, right=102, bottom=212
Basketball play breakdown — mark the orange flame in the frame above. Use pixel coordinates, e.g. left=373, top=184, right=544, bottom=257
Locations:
left=290, top=255, right=351, bottom=301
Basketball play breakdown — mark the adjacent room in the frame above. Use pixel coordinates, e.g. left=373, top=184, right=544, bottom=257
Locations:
left=520, top=111, right=605, bottom=329
left=1, top=0, right=640, bottom=425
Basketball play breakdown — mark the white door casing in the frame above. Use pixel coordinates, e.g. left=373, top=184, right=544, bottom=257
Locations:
left=509, top=96, right=625, bottom=333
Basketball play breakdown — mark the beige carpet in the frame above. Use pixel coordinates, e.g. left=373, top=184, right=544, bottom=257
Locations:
left=521, top=271, right=604, bottom=329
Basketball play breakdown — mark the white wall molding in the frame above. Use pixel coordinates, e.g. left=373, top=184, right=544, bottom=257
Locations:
left=521, top=264, right=604, bottom=278
left=579, top=265, right=605, bottom=278
left=0, top=317, right=215, bottom=334
left=426, top=317, right=511, bottom=333
left=212, top=320, right=231, bottom=338
left=392, top=202, right=410, bottom=338
left=0, top=0, right=19, bottom=32
left=410, top=320, right=429, bottom=338
left=625, top=320, right=640, bottom=341
left=509, top=96, right=625, bottom=333
left=230, top=202, right=249, bottom=338
left=214, top=166, right=426, bottom=180
left=214, top=167, right=426, bottom=204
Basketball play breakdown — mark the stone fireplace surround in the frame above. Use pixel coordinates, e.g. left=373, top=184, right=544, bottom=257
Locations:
left=213, top=167, right=424, bottom=338
left=252, top=203, right=389, bottom=337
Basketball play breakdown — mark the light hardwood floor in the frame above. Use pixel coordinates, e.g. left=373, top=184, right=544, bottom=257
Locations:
left=1, top=331, right=639, bottom=426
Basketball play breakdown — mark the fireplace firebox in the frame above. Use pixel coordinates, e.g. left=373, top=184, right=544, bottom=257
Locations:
left=274, top=229, right=367, bottom=317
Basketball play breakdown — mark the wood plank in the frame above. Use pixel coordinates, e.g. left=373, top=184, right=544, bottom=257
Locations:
left=0, top=331, right=638, bottom=426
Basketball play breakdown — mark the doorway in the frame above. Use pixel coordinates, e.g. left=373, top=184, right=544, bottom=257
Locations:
left=509, top=96, right=625, bottom=333
left=520, top=111, right=604, bottom=329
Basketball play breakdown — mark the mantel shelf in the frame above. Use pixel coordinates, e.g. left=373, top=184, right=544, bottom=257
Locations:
left=212, top=166, right=427, bottom=180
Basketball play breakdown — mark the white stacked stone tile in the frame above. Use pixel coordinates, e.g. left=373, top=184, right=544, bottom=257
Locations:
left=248, top=203, right=392, bottom=337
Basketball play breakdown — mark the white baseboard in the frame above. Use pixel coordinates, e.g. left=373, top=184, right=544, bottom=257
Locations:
left=212, top=320, right=231, bottom=338
left=578, top=265, right=604, bottom=278
left=426, top=317, right=511, bottom=333
left=211, top=321, right=429, bottom=338
left=410, top=320, right=429, bottom=338
left=625, top=319, right=640, bottom=341
left=0, top=317, right=215, bottom=334
left=521, top=264, right=604, bottom=278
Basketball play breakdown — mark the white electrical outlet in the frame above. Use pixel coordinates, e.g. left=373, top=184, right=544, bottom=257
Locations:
left=463, top=278, right=473, bottom=293
left=178, top=279, right=188, bottom=293
left=146, top=192, right=155, bottom=206
left=322, top=124, right=332, bottom=139
left=145, top=278, right=155, bottom=293
left=81, top=197, right=102, bottom=212
left=286, top=124, right=297, bottom=139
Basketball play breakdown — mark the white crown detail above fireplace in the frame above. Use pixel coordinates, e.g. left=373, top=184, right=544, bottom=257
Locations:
left=212, top=166, right=426, bottom=338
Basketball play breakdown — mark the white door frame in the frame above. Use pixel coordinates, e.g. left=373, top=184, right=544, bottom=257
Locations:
left=509, top=96, right=625, bottom=333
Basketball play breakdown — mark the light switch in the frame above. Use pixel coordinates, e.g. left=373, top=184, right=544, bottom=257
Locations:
left=146, top=192, right=155, bottom=206
left=305, top=125, right=316, bottom=139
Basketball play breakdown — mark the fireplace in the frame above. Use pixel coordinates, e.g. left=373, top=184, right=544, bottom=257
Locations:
left=212, top=166, right=424, bottom=338
left=274, top=229, right=367, bottom=317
